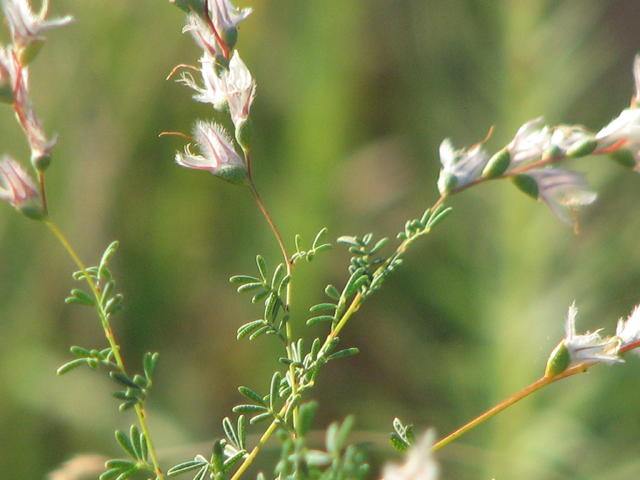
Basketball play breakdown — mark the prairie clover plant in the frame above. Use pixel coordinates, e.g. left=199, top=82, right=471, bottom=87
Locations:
left=3, top=0, right=640, bottom=479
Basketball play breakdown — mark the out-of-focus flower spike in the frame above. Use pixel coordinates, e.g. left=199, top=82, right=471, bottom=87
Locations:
left=437, top=139, right=489, bottom=195
left=175, top=120, right=247, bottom=185
left=616, top=304, right=640, bottom=355
left=0, top=155, right=45, bottom=219
left=383, top=430, right=439, bottom=480
left=1, top=0, right=73, bottom=66
left=596, top=55, right=640, bottom=170
left=545, top=303, right=621, bottom=377
left=513, top=169, right=596, bottom=228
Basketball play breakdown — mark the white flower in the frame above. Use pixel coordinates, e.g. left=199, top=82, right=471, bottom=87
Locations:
left=508, top=117, right=551, bottom=166
left=616, top=304, right=640, bottom=355
left=1, top=0, right=73, bottom=56
left=564, top=303, right=621, bottom=366
left=175, top=120, right=247, bottom=184
left=383, top=430, right=439, bottom=480
left=182, top=0, right=251, bottom=55
left=182, top=51, right=255, bottom=129
left=437, top=139, right=489, bottom=195
left=0, top=155, right=44, bottom=218
left=183, top=13, right=221, bottom=57
left=527, top=169, right=596, bottom=227
left=208, top=0, right=252, bottom=37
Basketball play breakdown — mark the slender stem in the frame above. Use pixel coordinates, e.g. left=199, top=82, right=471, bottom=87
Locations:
left=231, top=402, right=291, bottom=480
left=247, top=178, right=290, bottom=268
left=431, top=362, right=590, bottom=452
left=46, top=221, right=165, bottom=479
left=38, top=172, right=48, bottom=216
left=245, top=177, right=300, bottom=452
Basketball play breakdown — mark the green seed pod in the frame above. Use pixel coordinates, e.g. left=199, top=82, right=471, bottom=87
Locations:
left=437, top=172, right=458, bottom=196
left=511, top=174, right=539, bottom=200
left=545, top=340, right=570, bottom=377
left=609, top=149, right=637, bottom=169
left=566, top=137, right=598, bottom=158
left=482, top=148, right=511, bottom=179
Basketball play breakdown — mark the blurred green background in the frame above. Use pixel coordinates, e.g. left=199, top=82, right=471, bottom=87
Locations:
left=2, top=0, right=640, bottom=478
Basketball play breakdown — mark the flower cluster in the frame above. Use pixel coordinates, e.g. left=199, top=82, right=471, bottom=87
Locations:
left=0, top=0, right=72, bottom=219
left=171, top=0, right=255, bottom=184
left=545, top=302, right=640, bottom=378
left=436, top=120, right=598, bottom=229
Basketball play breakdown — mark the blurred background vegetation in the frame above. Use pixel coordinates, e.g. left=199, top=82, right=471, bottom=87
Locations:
left=2, top=0, right=640, bottom=478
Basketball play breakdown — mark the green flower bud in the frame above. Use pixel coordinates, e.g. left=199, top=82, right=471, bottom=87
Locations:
left=19, top=201, right=47, bottom=221
left=235, top=117, right=253, bottom=151
left=609, top=149, right=637, bottom=169
left=18, top=39, right=46, bottom=67
left=214, top=163, right=248, bottom=186
left=482, top=148, right=511, bottom=179
left=170, top=0, right=206, bottom=16
left=511, top=174, right=539, bottom=200
left=0, top=85, right=14, bottom=104
left=544, top=340, right=570, bottom=377
left=566, top=137, right=598, bottom=158
left=437, top=172, right=458, bottom=196
left=224, top=27, right=239, bottom=50
left=544, top=144, right=563, bottom=159
left=32, top=153, right=52, bottom=172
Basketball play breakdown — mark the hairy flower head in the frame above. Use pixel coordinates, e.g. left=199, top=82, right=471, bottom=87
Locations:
left=175, top=120, right=247, bottom=184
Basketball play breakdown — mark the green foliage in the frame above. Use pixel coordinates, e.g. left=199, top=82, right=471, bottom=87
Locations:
left=271, top=415, right=369, bottom=480
left=231, top=255, right=291, bottom=342
left=168, top=417, right=248, bottom=479
left=389, top=418, right=415, bottom=453
left=101, top=425, right=154, bottom=480
left=291, top=228, right=332, bottom=264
